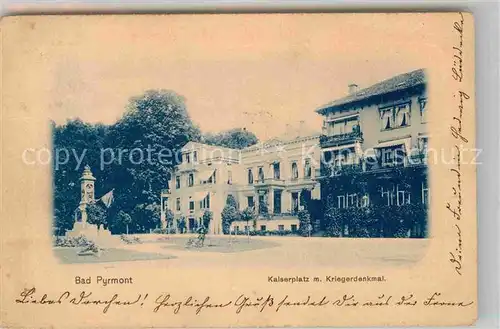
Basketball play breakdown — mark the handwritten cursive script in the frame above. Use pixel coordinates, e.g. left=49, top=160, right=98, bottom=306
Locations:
left=15, top=288, right=474, bottom=315
left=447, top=12, right=470, bottom=277
left=452, top=12, right=464, bottom=82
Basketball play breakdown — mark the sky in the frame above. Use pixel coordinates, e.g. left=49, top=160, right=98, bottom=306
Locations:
left=45, top=14, right=432, bottom=140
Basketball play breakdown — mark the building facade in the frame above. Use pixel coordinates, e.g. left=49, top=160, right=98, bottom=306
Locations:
left=160, top=135, right=322, bottom=235
left=161, top=68, right=429, bottom=237
left=316, top=68, right=429, bottom=237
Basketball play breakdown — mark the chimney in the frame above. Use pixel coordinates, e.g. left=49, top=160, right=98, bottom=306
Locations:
left=348, top=83, right=359, bottom=94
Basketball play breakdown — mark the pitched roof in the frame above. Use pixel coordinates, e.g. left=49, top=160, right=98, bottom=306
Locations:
left=316, top=68, right=426, bottom=114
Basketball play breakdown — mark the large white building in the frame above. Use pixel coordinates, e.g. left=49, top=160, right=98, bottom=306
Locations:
left=160, top=133, right=322, bottom=235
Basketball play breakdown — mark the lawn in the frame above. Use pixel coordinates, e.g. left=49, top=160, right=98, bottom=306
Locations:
left=161, top=235, right=280, bottom=253
left=54, top=247, right=176, bottom=264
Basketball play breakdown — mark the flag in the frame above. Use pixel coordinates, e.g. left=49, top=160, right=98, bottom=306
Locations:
left=99, top=189, right=114, bottom=208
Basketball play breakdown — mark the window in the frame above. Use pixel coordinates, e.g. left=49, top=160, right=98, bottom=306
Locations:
left=347, top=194, right=358, bottom=208
left=381, top=108, right=394, bottom=130
left=304, top=159, right=312, bottom=178
left=397, top=189, right=411, bottom=206
left=337, top=195, right=346, bottom=209
left=380, top=103, right=411, bottom=130
left=200, top=194, right=211, bottom=209
left=323, top=151, right=332, bottom=163
left=273, top=190, right=282, bottom=214
left=273, top=162, right=281, bottom=180
left=247, top=196, right=254, bottom=209
left=188, top=173, right=194, bottom=187
left=189, top=201, right=195, bottom=212
left=420, top=98, right=427, bottom=123
left=175, top=176, right=181, bottom=189
left=330, top=117, right=359, bottom=136
left=278, top=225, right=285, bottom=232
left=381, top=187, right=392, bottom=206
left=396, top=104, right=411, bottom=127
left=227, top=170, right=232, bottom=185
left=291, top=162, right=299, bottom=180
left=291, top=192, right=299, bottom=213
left=380, top=145, right=405, bottom=167
left=186, top=153, right=191, bottom=163
left=360, top=194, right=370, bottom=208
left=248, top=169, right=254, bottom=184
left=235, top=226, right=240, bottom=233
left=291, top=224, right=298, bottom=232
left=258, top=167, right=265, bottom=182
left=259, top=194, right=267, bottom=214
left=260, top=225, right=266, bottom=231
left=176, top=198, right=181, bottom=211
left=422, top=182, right=430, bottom=205
left=418, top=137, right=429, bottom=162
left=244, top=226, right=249, bottom=233
left=207, top=170, right=217, bottom=184
left=193, top=151, right=198, bottom=162
left=162, top=198, right=169, bottom=210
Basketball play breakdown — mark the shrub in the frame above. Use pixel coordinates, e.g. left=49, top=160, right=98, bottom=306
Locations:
left=323, top=203, right=427, bottom=238
left=298, top=209, right=312, bottom=237
left=53, top=235, right=94, bottom=248
left=120, top=234, right=142, bottom=244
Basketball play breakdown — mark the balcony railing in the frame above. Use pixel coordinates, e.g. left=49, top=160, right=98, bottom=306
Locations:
left=254, top=178, right=286, bottom=187
left=161, top=189, right=171, bottom=195
left=319, top=130, right=363, bottom=148
left=319, top=155, right=427, bottom=178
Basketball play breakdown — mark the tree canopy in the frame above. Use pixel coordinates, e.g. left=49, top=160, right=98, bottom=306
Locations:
left=53, top=89, right=257, bottom=235
left=203, top=128, right=258, bottom=149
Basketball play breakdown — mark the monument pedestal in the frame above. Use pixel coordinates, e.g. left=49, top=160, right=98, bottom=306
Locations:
left=66, top=222, right=120, bottom=248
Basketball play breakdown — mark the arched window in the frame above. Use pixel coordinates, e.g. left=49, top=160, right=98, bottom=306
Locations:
left=258, top=167, right=264, bottom=182
left=291, top=162, right=298, bottom=180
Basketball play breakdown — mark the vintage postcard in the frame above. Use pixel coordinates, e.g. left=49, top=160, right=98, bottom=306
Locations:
left=0, top=13, right=476, bottom=327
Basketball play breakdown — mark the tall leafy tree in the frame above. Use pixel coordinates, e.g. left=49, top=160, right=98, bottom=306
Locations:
left=87, top=203, right=108, bottom=229
left=52, top=119, right=109, bottom=234
left=221, top=195, right=240, bottom=234
left=53, top=89, right=202, bottom=235
left=102, top=90, right=201, bottom=232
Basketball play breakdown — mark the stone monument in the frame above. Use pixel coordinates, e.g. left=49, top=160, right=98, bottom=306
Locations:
left=65, top=165, right=119, bottom=247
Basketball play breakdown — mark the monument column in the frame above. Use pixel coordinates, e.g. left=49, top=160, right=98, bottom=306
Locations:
left=79, top=165, right=96, bottom=226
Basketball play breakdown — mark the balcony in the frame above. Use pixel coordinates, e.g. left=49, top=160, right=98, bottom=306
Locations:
left=320, top=163, right=363, bottom=178
left=161, top=189, right=171, bottom=196
left=319, top=130, right=363, bottom=148
left=254, top=178, right=287, bottom=188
